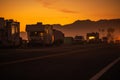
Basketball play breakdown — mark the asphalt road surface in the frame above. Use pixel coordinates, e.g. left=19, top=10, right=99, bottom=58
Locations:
left=0, top=44, right=120, bottom=80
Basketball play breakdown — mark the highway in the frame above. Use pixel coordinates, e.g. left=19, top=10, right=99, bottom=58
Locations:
left=0, top=44, right=120, bottom=80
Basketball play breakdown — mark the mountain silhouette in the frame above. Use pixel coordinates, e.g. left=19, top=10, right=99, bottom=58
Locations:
left=53, top=19, right=120, bottom=38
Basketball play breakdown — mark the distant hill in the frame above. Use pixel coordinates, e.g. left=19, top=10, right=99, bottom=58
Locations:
left=20, top=32, right=28, bottom=40
left=53, top=19, right=120, bottom=38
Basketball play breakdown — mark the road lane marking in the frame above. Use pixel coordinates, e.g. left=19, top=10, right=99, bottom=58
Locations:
left=0, top=48, right=93, bottom=66
left=90, top=57, right=120, bottom=80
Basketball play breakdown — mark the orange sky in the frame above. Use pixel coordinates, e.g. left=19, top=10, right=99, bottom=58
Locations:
left=0, top=0, right=120, bottom=31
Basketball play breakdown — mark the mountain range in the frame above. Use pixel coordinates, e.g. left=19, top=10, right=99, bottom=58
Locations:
left=53, top=19, right=120, bottom=38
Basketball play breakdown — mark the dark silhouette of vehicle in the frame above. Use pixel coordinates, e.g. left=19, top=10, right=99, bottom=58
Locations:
left=86, top=32, right=100, bottom=44
left=74, top=36, right=85, bottom=44
left=0, top=17, right=22, bottom=48
left=26, top=22, right=64, bottom=46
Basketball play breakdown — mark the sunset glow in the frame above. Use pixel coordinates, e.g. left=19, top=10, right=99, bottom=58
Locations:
left=0, top=0, right=120, bottom=31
